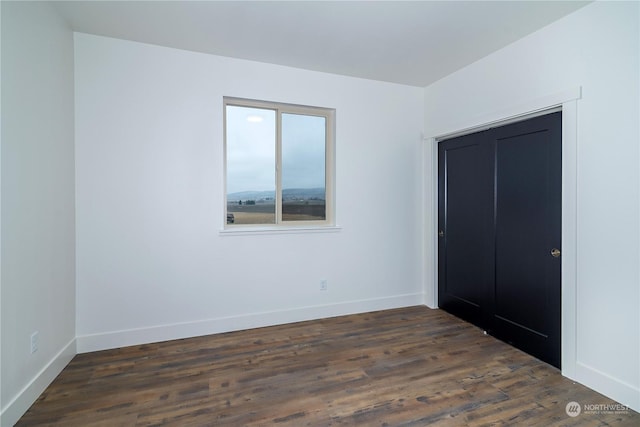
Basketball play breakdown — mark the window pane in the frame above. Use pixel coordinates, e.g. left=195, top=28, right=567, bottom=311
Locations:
left=226, top=106, right=276, bottom=224
left=281, top=113, right=326, bottom=221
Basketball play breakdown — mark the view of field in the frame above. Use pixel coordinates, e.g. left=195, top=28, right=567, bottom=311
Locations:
left=227, top=200, right=325, bottom=224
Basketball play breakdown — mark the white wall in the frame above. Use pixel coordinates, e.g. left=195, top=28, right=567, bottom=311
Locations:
left=74, top=34, right=425, bottom=352
left=1, top=2, right=76, bottom=425
left=424, top=1, right=639, bottom=411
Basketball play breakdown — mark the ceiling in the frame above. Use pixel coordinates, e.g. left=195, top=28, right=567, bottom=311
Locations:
left=51, top=1, right=590, bottom=87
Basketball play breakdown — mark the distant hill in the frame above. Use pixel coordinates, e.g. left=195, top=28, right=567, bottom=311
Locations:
left=227, top=188, right=325, bottom=202
left=227, top=190, right=274, bottom=202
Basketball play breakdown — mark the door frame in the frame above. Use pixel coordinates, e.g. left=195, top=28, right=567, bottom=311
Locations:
left=424, top=87, right=581, bottom=380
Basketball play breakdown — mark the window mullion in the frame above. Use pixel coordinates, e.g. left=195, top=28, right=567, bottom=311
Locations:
left=275, top=109, right=283, bottom=224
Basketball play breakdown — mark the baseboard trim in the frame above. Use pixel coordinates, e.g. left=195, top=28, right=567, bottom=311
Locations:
left=1, top=338, right=76, bottom=427
left=575, top=361, right=640, bottom=413
left=76, top=293, right=424, bottom=354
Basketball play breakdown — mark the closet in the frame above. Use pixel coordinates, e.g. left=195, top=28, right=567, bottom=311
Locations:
left=438, top=112, right=561, bottom=368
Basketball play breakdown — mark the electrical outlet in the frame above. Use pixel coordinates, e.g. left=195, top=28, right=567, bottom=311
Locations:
left=30, top=331, right=39, bottom=354
left=320, top=279, right=328, bottom=291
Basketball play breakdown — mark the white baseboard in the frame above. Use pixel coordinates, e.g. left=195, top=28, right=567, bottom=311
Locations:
left=575, top=361, right=640, bottom=413
left=1, top=338, right=76, bottom=427
left=76, top=293, right=424, bottom=354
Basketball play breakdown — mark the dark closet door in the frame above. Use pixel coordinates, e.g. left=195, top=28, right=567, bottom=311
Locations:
left=438, top=112, right=562, bottom=368
left=489, top=113, right=562, bottom=368
left=437, top=130, right=494, bottom=328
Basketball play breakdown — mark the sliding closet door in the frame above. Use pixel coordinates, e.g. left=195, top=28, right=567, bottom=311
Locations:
left=489, top=113, right=562, bottom=368
left=438, top=112, right=562, bottom=368
left=437, top=131, right=494, bottom=328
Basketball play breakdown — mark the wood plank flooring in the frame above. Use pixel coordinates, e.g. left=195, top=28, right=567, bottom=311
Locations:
left=16, top=306, right=638, bottom=426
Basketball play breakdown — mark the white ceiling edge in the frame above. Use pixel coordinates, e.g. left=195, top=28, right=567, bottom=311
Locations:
left=50, top=1, right=591, bottom=87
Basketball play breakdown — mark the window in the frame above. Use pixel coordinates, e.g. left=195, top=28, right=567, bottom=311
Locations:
left=224, top=98, right=335, bottom=228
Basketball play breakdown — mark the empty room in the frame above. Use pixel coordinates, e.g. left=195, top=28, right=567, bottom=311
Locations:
left=1, top=1, right=639, bottom=425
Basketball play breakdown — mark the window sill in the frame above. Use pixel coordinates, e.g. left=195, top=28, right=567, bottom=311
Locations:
left=219, top=225, right=341, bottom=236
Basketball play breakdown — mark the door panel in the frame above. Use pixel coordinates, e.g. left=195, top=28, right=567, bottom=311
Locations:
left=437, top=112, right=562, bottom=368
left=490, top=114, right=562, bottom=367
left=438, top=132, right=493, bottom=327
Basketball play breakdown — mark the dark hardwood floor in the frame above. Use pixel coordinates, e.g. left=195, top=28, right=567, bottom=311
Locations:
left=17, top=306, right=638, bottom=426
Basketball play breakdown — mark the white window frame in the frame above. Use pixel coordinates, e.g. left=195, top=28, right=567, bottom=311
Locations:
left=223, top=97, right=336, bottom=231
